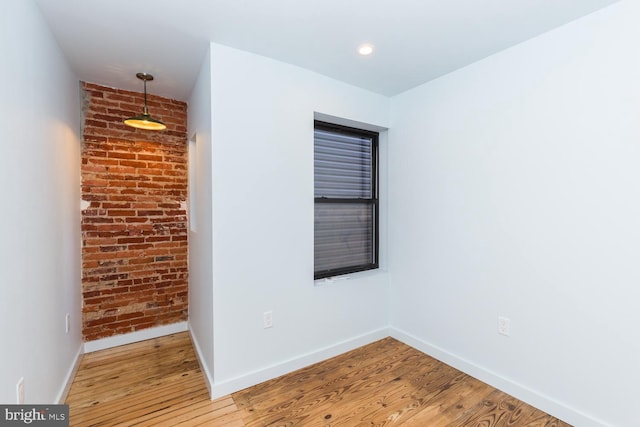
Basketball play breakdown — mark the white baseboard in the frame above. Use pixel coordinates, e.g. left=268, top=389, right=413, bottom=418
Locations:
left=188, top=326, right=213, bottom=397
left=56, top=344, right=83, bottom=404
left=83, top=321, right=189, bottom=353
left=208, top=327, right=390, bottom=400
left=389, top=327, right=612, bottom=427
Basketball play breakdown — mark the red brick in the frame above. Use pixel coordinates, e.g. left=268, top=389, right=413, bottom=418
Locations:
left=108, top=151, right=137, bottom=160
left=81, top=82, right=188, bottom=342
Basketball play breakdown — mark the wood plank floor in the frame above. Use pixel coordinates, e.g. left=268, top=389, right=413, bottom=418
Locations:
left=66, top=332, right=571, bottom=426
left=66, top=333, right=244, bottom=426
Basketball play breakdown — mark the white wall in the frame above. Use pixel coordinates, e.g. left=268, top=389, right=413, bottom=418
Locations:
left=389, top=2, right=638, bottom=426
left=0, top=0, right=82, bottom=404
left=187, top=47, right=215, bottom=391
left=205, top=43, right=390, bottom=395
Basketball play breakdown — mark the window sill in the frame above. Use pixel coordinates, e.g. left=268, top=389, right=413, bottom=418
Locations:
left=313, top=267, right=386, bottom=286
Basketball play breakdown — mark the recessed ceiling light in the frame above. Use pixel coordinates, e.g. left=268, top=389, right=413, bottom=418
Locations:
left=358, top=44, right=374, bottom=56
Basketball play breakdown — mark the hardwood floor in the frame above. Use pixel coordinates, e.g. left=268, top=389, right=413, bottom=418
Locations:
left=233, top=338, right=570, bottom=427
left=66, top=333, right=244, bottom=426
left=66, top=332, right=571, bottom=426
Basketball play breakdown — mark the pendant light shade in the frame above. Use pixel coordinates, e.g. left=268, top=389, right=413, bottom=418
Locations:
left=124, top=73, right=166, bottom=131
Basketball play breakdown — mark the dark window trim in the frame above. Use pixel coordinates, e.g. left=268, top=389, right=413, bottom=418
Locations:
left=314, top=120, right=379, bottom=280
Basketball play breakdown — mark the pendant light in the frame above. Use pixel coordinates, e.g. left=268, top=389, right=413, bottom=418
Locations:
left=124, top=72, right=166, bottom=131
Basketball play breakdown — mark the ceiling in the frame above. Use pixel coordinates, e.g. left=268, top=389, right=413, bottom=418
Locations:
left=35, top=0, right=619, bottom=101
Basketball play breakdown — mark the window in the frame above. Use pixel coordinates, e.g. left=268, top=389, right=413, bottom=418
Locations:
left=314, top=120, right=379, bottom=279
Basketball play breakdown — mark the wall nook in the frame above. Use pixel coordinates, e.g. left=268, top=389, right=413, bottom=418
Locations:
left=80, top=82, right=189, bottom=342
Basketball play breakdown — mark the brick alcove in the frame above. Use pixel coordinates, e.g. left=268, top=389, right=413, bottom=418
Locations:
left=80, top=82, right=188, bottom=342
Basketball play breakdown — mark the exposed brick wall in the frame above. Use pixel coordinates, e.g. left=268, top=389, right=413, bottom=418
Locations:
left=81, top=82, right=188, bottom=342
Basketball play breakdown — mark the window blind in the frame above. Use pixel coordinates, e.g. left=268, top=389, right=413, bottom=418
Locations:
left=314, top=122, right=378, bottom=279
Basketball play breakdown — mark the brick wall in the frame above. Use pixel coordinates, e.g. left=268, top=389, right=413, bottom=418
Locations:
left=81, top=82, right=188, bottom=342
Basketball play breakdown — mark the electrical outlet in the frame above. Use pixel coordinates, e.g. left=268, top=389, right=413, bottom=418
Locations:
left=16, top=378, right=24, bottom=404
left=65, top=313, right=70, bottom=334
left=263, top=311, right=273, bottom=329
left=498, top=316, right=511, bottom=336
